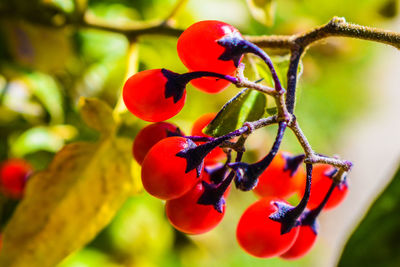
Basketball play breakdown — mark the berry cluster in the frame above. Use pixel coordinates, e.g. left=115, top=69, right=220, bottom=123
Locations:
left=123, top=20, right=350, bottom=260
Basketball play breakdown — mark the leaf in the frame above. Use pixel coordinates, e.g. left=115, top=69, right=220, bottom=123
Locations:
left=204, top=88, right=266, bottom=137
left=338, top=165, right=400, bottom=267
left=10, top=125, right=77, bottom=157
left=255, top=55, right=304, bottom=88
left=266, top=107, right=277, bottom=116
left=41, top=0, right=75, bottom=13
left=246, top=0, right=276, bottom=27
left=0, top=136, right=134, bottom=267
left=79, top=97, right=115, bottom=135
left=24, top=72, right=64, bottom=125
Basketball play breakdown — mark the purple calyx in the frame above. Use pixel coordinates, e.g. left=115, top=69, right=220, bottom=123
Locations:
left=283, top=153, right=305, bottom=177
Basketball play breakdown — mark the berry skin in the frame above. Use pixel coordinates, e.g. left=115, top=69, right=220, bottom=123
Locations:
left=190, top=77, right=231, bottom=94
left=123, top=69, right=186, bottom=122
left=141, top=137, right=199, bottom=200
left=133, top=122, right=180, bottom=165
left=253, top=151, right=305, bottom=199
left=280, top=225, right=318, bottom=260
left=0, top=159, right=32, bottom=199
left=236, top=197, right=300, bottom=258
left=302, top=164, right=348, bottom=210
left=191, top=113, right=225, bottom=164
left=177, top=20, right=242, bottom=75
left=165, top=181, right=225, bottom=234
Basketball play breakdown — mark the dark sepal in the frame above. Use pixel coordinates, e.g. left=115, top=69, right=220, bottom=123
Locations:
left=325, top=167, right=348, bottom=190
left=269, top=201, right=301, bottom=235
left=229, top=162, right=260, bottom=191
left=299, top=209, right=320, bottom=235
left=217, top=33, right=248, bottom=67
left=176, top=137, right=228, bottom=177
left=325, top=167, right=338, bottom=178
left=204, top=164, right=226, bottom=184
left=197, top=181, right=226, bottom=213
left=204, top=154, right=231, bottom=184
left=161, top=68, right=187, bottom=103
left=166, top=127, right=184, bottom=137
left=283, top=153, right=305, bottom=177
left=175, top=139, right=203, bottom=177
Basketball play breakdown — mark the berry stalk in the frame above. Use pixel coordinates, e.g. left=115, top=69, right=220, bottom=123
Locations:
left=302, top=179, right=338, bottom=226
left=229, top=121, right=287, bottom=191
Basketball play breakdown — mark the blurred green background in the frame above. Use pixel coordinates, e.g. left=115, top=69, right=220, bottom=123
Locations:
left=0, top=0, right=399, bottom=266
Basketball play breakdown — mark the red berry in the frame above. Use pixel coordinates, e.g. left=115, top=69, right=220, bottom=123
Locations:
left=302, top=164, right=348, bottom=210
left=191, top=113, right=225, bottom=164
left=190, top=77, right=231, bottom=94
left=0, top=159, right=32, bottom=199
left=280, top=225, right=318, bottom=260
left=123, top=69, right=186, bottom=122
left=133, top=122, right=180, bottom=165
left=236, top=197, right=300, bottom=258
left=141, top=137, right=199, bottom=200
left=177, top=20, right=242, bottom=75
left=253, top=151, right=305, bottom=199
left=166, top=181, right=225, bottom=234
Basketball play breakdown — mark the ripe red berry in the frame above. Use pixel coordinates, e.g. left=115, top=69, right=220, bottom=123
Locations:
left=0, top=159, right=32, bottom=199
left=165, top=181, right=225, bottom=234
left=236, top=197, right=300, bottom=258
left=177, top=20, right=242, bottom=75
left=133, top=122, right=180, bottom=165
left=253, top=151, right=305, bottom=199
left=123, top=69, right=186, bottom=122
left=280, top=225, right=318, bottom=260
left=302, top=164, right=348, bottom=210
left=190, top=77, right=231, bottom=94
left=191, top=113, right=225, bottom=164
left=141, top=137, right=199, bottom=200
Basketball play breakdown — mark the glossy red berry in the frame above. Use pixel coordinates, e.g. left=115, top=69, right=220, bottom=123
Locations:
left=280, top=225, right=318, bottom=260
left=141, top=137, right=199, bottom=200
left=236, top=197, right=300, bottom=258
left=133, top=122, right=180, bottom=165
left=177, top=20, right=242, bottom=75
left=253, top=151, right=305, bottom=199
left=191, top=113, right=225, bottom=164
left=190, top=77, right=231, bottom=94
left=166, top=181, right=225, bottom=234
left=0, top=159, right=32, bottom=199
left=123, top=69, right=186, bottom=122
left=303, top=164, right=348, bottom=210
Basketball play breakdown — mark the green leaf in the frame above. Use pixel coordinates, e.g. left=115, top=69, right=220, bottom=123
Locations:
left=338, top=165, right=400, bottom=267
left=0, top=136, right=134, bottom=267
left=266, top=107, right=277, bottom=116
left=10, top=125, right=77, bottom=157
left=246, top=0, right=276, bottom=26
left=204, top=89, right=266, bottom=137
left=24, top=72, right=64, bottom=125
left=78, top=97, right=115, bottom=135
left=41, top=0, right=75, bottom=13
left=255, top=55, right=303, bottom=88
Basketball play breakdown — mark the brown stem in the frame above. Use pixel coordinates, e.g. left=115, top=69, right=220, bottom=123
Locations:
left=246, top=17, right=400, bottom=50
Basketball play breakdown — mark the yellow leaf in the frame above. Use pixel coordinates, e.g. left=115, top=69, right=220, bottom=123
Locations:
left=246, top=0, right=276, bottom=27
left=0, top=136, right=134, bottom=267
left=79, top=97, right=116, bottom=135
